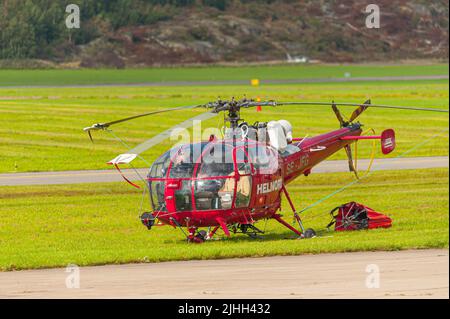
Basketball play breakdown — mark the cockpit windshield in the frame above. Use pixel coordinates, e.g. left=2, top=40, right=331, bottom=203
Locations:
left=149, top=150, right=171, bottom=178
left=197, top=143, right=234, bottom=177
left=169, top=144, right=196, bottom=178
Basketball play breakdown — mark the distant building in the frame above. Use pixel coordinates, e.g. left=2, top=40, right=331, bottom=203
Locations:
left=286, top=53, right=309, bottom=63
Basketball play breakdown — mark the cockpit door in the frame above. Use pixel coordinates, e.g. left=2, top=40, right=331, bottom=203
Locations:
left=164, top=178, right=181, bottom=212
left=234, top=147, right=253, bottom=208
left=248, top=145, right=282, bottom=208
left=165, top=146, right=196, bottom=213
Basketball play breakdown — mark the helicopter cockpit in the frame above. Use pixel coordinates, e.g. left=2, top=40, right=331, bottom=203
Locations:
left=147, top=116, right=295, bottom=215
left=147, top=140, right=263, bottom=214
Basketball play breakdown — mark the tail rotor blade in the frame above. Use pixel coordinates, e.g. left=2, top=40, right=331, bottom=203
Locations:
left=349, top=99, right=371, bottom=122
left=331, top=101, right=346, bottom=127
left=344, top=145, right=358, bottom=179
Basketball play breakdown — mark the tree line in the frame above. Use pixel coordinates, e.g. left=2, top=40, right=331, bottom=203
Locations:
left=0, top=0, right=237, bottom=59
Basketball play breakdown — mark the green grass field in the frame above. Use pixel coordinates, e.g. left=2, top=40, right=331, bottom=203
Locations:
left=0, top=168, right=447, bottom=271
left=0, top=63, right=448, bottom=86
left=0, top=80, right=448, bottom=173
left=0, top=64, right=448, bottom=271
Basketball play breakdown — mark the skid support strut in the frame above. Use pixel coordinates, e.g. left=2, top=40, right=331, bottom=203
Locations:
left=281, top=185, right=305, bottom=234
left=207, top=226, right=220, bottom=240
left=273, top=214, right=303, bottom=236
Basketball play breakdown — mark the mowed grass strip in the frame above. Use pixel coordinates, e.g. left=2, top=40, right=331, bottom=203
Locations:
left=0, top=80, right=448, bottom=173
left=0, top=63, right=448, bottom=87
left=0, top=168, right=447, bottom=271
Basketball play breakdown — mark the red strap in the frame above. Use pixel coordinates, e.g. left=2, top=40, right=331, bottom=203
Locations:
left=114, top=164, right=141, bottom=189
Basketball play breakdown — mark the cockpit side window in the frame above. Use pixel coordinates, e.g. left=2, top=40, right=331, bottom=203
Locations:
left=175, top=180, right=192, bottom=211
left=148, top=150, right=171, bottom=212
left=149, top=180, right=166, bottom=212
left=235, top=147, right=252, bottom=208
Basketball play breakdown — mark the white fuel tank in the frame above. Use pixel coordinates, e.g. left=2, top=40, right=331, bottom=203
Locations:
left=278, top=119, right=293, bottom=143
left=267, top=121, right=288, bottom=152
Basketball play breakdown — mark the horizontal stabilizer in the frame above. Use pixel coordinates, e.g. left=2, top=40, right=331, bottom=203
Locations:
left=381, top=129, right=395, bottom=154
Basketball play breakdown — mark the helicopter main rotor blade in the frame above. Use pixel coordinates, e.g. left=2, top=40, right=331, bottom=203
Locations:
left=83, top=104, right=205, bottom=134
left=128, top=111, right=218, bottom=155
left=275, top=101, right=449, bottom=113
left=108, top=111, right=218, bottom=164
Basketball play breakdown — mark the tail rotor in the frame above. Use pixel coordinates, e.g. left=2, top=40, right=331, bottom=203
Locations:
left=332, top=99, right=371, bottom=178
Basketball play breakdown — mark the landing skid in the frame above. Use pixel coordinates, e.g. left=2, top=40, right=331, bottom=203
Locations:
left=172, top=221, right=267, bottom=243
left=153, top=184, right=317, bottom=242
left=188, top=223, right=265, bottom=243
left=231, top=223, right=265, bottom=239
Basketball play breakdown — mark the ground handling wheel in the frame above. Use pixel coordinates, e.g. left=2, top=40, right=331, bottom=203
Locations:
left=303, top=228, right=316, bottom=239
left=188, top=230, right=207, bottom=243
left=140, top=212, right=155, bottom=230
left=196, top=230, right=207, bottom=241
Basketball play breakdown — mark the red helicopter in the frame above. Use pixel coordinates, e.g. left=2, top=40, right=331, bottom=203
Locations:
left=84, top=98, right=447, bottom=242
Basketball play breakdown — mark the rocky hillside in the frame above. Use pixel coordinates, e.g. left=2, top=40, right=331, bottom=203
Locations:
left=1, top=0, right=448, bottom=68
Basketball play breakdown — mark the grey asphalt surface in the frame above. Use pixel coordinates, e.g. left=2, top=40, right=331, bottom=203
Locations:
left=2, top=75, right=448, bottom=89
left=1, top=249, right=447, bottom=299
left=0, top=156, right=447, bottom=186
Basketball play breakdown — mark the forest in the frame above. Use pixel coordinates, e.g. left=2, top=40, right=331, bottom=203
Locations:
left=0, top=0, right=447, bottom=66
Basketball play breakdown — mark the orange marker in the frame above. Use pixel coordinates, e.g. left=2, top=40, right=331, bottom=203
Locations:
left=256, top=97, right=262, bottom=112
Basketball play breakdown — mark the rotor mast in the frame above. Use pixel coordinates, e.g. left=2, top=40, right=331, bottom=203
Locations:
left=206, top=98, right=276, bottom=129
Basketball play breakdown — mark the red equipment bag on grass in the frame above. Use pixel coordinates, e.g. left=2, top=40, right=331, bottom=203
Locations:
left=327, top=202, right=392, bottom=231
